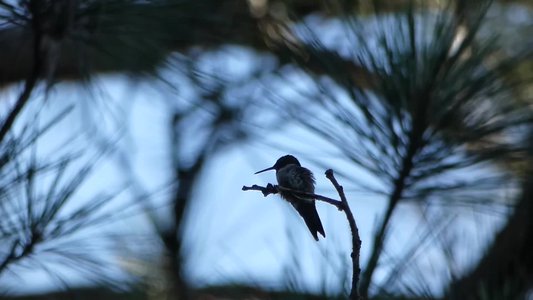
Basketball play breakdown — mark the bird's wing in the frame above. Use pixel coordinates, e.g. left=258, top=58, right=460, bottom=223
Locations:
left=277, top=165, right=315, bottom=201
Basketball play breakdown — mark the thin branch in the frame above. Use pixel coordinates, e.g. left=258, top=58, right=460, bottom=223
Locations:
left=242, top=183, right=343, bottom=210
left=325, top=169, right=361, bottom=300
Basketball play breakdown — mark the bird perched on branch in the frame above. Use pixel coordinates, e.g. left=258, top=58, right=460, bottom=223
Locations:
left=255, top=155, right=326, bottom=241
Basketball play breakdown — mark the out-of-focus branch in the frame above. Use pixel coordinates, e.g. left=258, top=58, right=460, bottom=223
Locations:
left=0, top=240, right=21, bottom=274
left=0, top=53, right=40, bottom=143
left=448, top=162, right=533, bottom=299
left=0, top=1, right=44, bottom=143
left=243, top=168, right=362, bottom=300
left=0, top=1, right=376, bottom=90
left=0, top=230, right=41, bottom=275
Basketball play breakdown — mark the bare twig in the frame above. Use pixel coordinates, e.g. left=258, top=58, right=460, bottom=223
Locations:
left=242, top=184, right=343, bottom=209
left=243, top=168, right=362, bottom=299
left=325, top=169, right=361, bottom=300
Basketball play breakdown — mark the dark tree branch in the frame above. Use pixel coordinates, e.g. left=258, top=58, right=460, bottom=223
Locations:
left=0, top=240, right=20, bottom=274
left=242, top=168, right=361, bottom=300
left=325, top=169, right=361, bottom=300
left=358, top=73, right=430, bottom=297
left=242, top=183, right=343, bottom=209
left=0, top=1, right=44, bottom=144
left=0, top=1, right=376, bottom=89
left=0, top=2, right=46, bottom=275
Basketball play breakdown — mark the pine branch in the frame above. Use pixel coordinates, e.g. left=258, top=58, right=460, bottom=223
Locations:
left=0, top=1, right=44, bottom=143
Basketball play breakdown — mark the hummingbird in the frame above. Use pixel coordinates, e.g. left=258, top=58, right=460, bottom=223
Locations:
left=255, top=155, right=326, bottom=241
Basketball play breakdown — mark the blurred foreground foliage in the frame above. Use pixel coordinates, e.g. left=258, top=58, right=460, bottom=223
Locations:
left=0, top=0, right=532, bottom=299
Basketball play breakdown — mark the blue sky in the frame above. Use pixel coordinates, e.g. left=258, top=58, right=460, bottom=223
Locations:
left=1, top=72, right=510, bottom=296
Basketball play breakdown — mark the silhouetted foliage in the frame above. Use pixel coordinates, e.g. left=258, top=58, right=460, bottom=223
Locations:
left=263, top=0, right=532, bottom=297
left=1, top=0, right=532, bottom=299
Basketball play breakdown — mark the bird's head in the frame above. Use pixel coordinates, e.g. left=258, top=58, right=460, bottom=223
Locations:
left=255, top=155, right=301, bottom=174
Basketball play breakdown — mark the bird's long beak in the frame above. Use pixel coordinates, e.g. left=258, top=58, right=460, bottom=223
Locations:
left=254, top=166, right=275, bottom=174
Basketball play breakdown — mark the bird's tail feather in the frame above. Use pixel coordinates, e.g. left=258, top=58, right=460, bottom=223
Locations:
left=292, top=202, right=325, bottom=241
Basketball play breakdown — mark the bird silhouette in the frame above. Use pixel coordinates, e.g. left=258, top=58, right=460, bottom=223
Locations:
left=255, top=155, right=325, bottom=241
